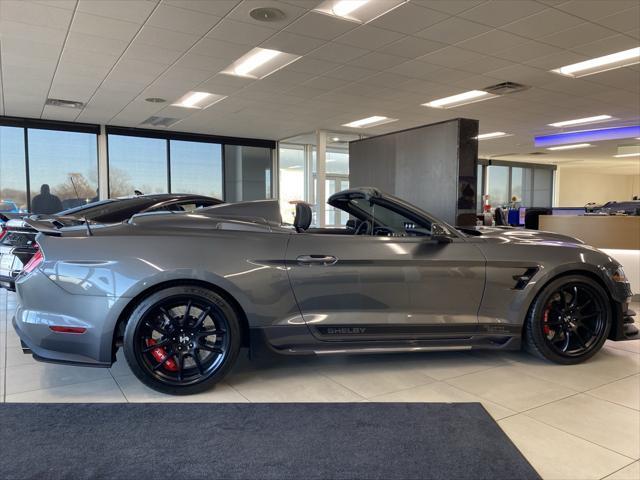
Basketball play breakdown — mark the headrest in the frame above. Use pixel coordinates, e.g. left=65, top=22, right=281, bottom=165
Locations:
left=294, top=203, right=312, bottom=232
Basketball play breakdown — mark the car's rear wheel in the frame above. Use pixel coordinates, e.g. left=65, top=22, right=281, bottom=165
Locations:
left=123, top=285, right=241, bottom=395
left=525, top=275, right=611, bottom=364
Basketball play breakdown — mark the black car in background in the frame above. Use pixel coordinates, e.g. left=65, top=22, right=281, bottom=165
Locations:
left=0, top=194, right=223, bottom=290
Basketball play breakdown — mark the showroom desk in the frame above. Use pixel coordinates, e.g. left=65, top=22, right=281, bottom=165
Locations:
left=539, top=215, right=640, bottom=293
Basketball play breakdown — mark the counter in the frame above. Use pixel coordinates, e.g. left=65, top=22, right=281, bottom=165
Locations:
left=539, top=215, right=640, bottom=293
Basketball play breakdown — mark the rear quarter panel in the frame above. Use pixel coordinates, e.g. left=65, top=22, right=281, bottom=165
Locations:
left=36, top=229, right=299, bottom=333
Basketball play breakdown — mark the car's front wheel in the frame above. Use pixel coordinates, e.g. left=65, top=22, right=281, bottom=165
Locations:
left=123, top=285, right=241, bottom=395
left=524, top=275, right=611, bottom=364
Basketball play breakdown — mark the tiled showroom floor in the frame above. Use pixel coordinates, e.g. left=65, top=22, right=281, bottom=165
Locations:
left=1, top=289, right=638, bottom=480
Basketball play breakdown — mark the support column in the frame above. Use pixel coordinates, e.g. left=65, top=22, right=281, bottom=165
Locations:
left=316, top=129, right=326, bottom=227
left=98, top=125, right=108, bottom=200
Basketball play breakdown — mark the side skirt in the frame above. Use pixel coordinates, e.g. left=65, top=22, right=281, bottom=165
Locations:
left=250, top=325, right=522, bottom=358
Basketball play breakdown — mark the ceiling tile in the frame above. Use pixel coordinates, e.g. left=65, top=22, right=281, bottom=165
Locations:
left=411, top=1, right=486, bottom=16
left=189, top=38, right=251, bottom=60
left=164, top=0, right=240, bottom=16
left=459, top=0, right=546, bottom=27
left=418, top=46, right=479, bottom=68
left=285, top=11, right=356, bottom=40
left=301, top=75, right=352, bottom=91
left=415, top=17, right=491, bottom=44
left=493, top=40, right=562, bottom=63
left=323, top=65, right=376, bottom=81
left=0, top=37, right=62, bottom=62
left=349, top=52, right=407, bottom=71
left=458, top=55, right=512, bottom=74
left=0, top=20, right=67, bottom=45
left=42, top=104, right=81, bottom=122
left=286, top=56, right=341, bottom=75
left=172, top=53, right=229, bottom=73
left=308, top=42, right=369, bottom=63
left=555, top=0, right=639, bottom=21
left=206, top=19, right=277, bottom=46
left=77, top=0, right=158, bottom=23
left=135, top=25, right=201, bottom=50
left=0, top=0, right=73, bottom=29
left=389, top=59, right=443, bottom=79
left=541, top=22, right=616, bottom=48
left=570, top=34, right=640, bottom=57
left=65, top=31, right=129, bottom=56
left=377, top=36, right=446, bottom=59
left=335, top=25, right=404, bottom=50
left=369, top=3, right=450, bottom=34
left=71, top=12, right=141, bottom=42
left=456, top=30, right=529, bottom=54
left=260, top=31, right=327, bottom=55
left=147, top=3, right=222, bottom=35
left=523, top=50, right=589, bottom=70
left=124, top=41, right=186, bottom=65
left=596, top=6, right=640, bottom=33
left=500, top=8, right=584, bottom=39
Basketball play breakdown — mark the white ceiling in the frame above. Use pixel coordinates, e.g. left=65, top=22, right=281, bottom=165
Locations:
left=0, top=0, right=639, bottom=173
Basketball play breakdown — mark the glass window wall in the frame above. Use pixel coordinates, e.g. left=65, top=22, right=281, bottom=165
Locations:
left=170, top=140, right=223, bottom=198
left=0, top=126, right=27, bottom=213
left=28, top=129, right=98, bottom=212
left=108, top=135, right=167, bottom=197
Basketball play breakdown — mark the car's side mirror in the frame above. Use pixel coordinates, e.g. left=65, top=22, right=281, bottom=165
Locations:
left=431, top=223, right=453, bottom=243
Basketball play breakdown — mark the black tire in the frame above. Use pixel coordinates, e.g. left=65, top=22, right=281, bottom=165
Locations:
left=524, top=275, right=611, bottom=365
left=123, top=285, right=241, bottom=395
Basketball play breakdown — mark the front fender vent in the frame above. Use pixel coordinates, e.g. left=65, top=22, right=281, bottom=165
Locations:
left=513, top=267, right=539, bottom=290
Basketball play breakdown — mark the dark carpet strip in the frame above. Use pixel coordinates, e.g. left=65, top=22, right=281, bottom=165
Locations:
left=0, top=402, right=539, bottom=479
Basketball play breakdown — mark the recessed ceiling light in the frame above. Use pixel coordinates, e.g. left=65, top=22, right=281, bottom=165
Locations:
left=423, top=90, right=498, bottom=109
left=45, top=98, right=84, bottom=109
left=222, top=47, right=300, bottom=79
left=551, top=47, right=640, bottom=78
left=314, top=0, right=405, bottom=23
left=613, top=152, right=640, bottom=158
left=476, top=132, right=511, bottom=140
left=249, top=7, right=286, bottom=22
left=546, top=143, right=592, bottom=151
left=342, top=116, right=398, bottom=128
left=171, top=91, right=226, bottom=109
left=331, top=137, right=340, bottom=142
left=145, top=97, right=166, bottom=103
left=548, top=115, right=614, bottom=128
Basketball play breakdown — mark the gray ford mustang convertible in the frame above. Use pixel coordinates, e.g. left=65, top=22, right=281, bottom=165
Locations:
left=13, top=187, right=636, bottom=394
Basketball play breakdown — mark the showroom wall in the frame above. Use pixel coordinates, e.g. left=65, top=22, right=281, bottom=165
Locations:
left=556, top=167, right=640, bottom=207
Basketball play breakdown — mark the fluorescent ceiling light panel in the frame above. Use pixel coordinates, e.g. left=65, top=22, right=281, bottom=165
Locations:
left=342, top=116, right=397, bottom=128
left=315, top=0, right=405, bottom=23
left=423, top=90, right=498, bottom=109
left=613, top=152, right=640, bottom=158
left=535, top=125, right=640, bottom=147
left=548, top=115, right=614, bottom=128
left=476, top=132, right=511, bottom=140
left=552, top=47, right=640, bottom=78
left=222, top=48, right=301, bottom=79
left=546, top=143, right=592, bottom=151
left=171, top=91, right=226, bottom=109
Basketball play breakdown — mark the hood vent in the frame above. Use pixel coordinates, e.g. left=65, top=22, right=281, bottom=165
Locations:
left=45, top=98, right=84, bottom=109
left=484, top=82, right=530, bottom=95
left=140, top=116, right=181, bottom=127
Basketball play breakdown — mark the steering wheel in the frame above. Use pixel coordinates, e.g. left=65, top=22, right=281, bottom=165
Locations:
left=355, top=220, right=372, bottom=235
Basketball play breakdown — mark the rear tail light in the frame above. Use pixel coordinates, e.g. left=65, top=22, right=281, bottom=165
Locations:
left=49, top=326, right=86, bottom=334
left=23, top=248, right=44, bottom=274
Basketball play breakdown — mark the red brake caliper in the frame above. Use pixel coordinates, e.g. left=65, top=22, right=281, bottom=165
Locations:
left=147, top=338, right=178, bottom=372
left=543, top=307, right=551, bottom=335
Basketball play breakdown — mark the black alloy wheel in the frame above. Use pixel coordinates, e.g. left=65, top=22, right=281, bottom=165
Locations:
left=123, top=286, right=241, bottom=394
left=525, top=275, right=611, bottom=364
left=540, top=283, right=607, bottom=357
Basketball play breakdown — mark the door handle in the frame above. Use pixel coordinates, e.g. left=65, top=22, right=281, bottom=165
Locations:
left=297, top=255, right=338, bottom=266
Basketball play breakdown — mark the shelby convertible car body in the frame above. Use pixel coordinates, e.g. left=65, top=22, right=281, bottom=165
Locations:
left=13, top=188, right=637, bottom=394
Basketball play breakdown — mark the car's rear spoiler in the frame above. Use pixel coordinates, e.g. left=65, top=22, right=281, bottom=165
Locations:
left=23, top=219, right=64, bottom=236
